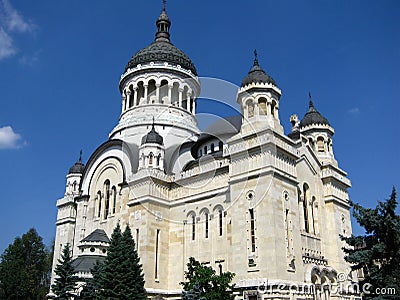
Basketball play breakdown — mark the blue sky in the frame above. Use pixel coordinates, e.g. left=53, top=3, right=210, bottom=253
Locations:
left=0, top=0, right=399, bottom=253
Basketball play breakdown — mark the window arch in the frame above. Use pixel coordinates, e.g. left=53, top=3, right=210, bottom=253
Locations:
left=200, top=209, right=210, bottom=239
left=204, top=145, right=207, bottom=155
left=172, top=82, right=179, bottom=106
left=218, top=141, right=223, bottom=152
left=191, top=214, right=196, bottom=240
left=210, top=143, right=215, bottom=153
left=148, top=79, right=157, bottom=103
left=149, top=152, right=154, bottom=166
left=160, top=79, right=168, bottom=103
left=303, top=183, right=310, bottom=233
left=246, top=99, right=254, bottom=118
left=137, top=81, right=144, bottom=105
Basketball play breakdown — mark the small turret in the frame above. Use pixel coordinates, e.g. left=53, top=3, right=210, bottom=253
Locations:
left=139, top=121, right=165, bottom=171
left=66, top=151, right=85, bottom=195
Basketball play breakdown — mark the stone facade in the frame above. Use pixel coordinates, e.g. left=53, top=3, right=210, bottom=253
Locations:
left=50, top=5, right=360, bottom=300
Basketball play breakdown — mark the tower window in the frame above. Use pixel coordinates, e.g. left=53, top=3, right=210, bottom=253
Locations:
left=317, top=137, right=325, bottom=152
left=204, top=146, right=207, bottom=155
left=210, top=143, right=215, bottom=153
left=218, top=141, right=223, bottom=152
left=249, top=209, right=256, bottom=252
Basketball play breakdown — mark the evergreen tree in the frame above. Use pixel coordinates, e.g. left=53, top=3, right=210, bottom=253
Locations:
left=181, top=257, right=235, bottom=300
left=341, top=188, right=400, bottom=299
left=51, top=243, right=78, bottom=300
left=80, top=261, right=103, bottom=300
left=0, top=228, right=50, bottom=300
left=97, top=224, right=146, bottom=300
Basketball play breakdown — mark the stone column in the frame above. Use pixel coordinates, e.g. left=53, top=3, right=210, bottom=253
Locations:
left=122, top=95, right=126, bottom=113
left=274, top=105, right=279, bottom=120
left=267, top=101, right=272, bottom=115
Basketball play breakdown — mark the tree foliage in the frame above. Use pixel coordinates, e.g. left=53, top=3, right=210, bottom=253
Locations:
left=341, top=188, right=400, bottom=299
left=181, top=257, right=235, bottom=300
left=0, top=228, right=51, bottom=300
left=95, top=224, right=146, bottom=300
left=51, top=243, right=78, bottom=300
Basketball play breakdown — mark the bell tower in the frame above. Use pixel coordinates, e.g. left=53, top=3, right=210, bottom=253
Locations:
left=237, top=50, right=284, bottom=134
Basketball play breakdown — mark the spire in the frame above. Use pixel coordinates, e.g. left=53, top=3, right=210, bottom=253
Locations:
left=155, top=0, right=171, bottom=43
left=309, top=92, right=314, bottom=109
left=78, top=149, right=82, bottom=163
left=253, top=49, right=259, bottom=67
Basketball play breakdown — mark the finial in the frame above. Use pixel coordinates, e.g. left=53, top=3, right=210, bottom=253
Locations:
left=79, top=150, right=82, bottom=162
left=152, top=116, right=155, bottom=129
left=309, top=92, right=314, bottom=108
left=162, top=0, right=166, bottom=11
left=253, top=49, right=259, bottom=66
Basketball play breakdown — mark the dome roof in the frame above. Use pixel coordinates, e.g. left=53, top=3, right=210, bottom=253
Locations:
left=69, top=151, right=85, bottom=174
left=241, top=50, right=276, bottom=87
left=141, top=123, right=164, bottom=145
left=124, top=6, right=197, bottom=75
left=300, top=100, right=330, bottom=128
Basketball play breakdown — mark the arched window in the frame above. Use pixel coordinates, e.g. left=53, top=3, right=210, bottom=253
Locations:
left=258, top=98, right=267, bottom=115
left=73, top=181, right=77, bottom=192
left=204, top=146, right=207, bottom=155
left=303, top=184, right=310, bottom=233
left=210, top=143, right=215, bottom=153
left=247, top=100, right=254, bottom=118
left=149, top=153, right=154, bottom=166
left=160, top=79, right=168, bottom=103
left=97, top=191, right=101, bottom=218
left=156, top=154, right=161, bottom=167
left=148, top=79, right=157, bottom=103
left=218, top=264, right=223, bottom=275
left=199, top=149, right=202, bottom=157
left=271, top=101, right=277, bottom=118
left=204, top=211, right=209, bottom=238
left=137, top=81, right=144, bottom=105
left=104, top=180, right=110, bottom=219
left=191, top=214, right=196, bottom=241
left=218, top=141, right=223, bottom=152
left=317, top=137, right=325, bottom=152
left=128, top=85, right=134, bottom=107
left=182, top=86, right=189, bottom=110
left=218, top=209, right=223, bottom=236
left=112, top=186, right=117, bottom=214
left=172, top=82, right=179, bottom=106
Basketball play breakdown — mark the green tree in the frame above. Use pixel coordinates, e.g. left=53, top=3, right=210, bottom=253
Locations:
left=97, top=224, right=146, bottom=300
left=51, top=243, right=78, bottom=300
left=181, top=257, right=235, bottom=300
left=341, top=188, right=400, bottom=299
left=0, top=228, right=50, bottom=300
left=79, top=261, right=103, bottom=300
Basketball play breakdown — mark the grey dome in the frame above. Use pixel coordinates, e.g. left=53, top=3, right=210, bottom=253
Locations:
left=124, top=7, right=197, bottom=75
left=141, top=124, right=164, bottom=145
left=69, top=152, right=84, bottom=174
left=241, top=51, right=276, bottom=87
left=300, top=100, right=330, bottom=128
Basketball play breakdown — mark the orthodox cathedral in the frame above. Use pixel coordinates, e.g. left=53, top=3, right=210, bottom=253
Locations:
left=51, top=3, right=359, bottom=300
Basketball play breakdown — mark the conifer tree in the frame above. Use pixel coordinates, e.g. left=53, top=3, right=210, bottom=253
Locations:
left=341, top=188, right=400, bottom=299
left=181, top=257, right=235, bottom=300
left=51, top=243, right=78, bottom=300
left=97, top=223, right=146, bottom=300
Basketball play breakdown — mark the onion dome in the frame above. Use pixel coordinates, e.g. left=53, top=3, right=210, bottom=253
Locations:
left=241, top=50, right=276, bottom=87
left=141, top=123, right=164, bottom=145
left=68, top=150, right=85, bottom=174
left=124, top=2, right=197, bottom=75
left=300, top=96, right=330, bottom=128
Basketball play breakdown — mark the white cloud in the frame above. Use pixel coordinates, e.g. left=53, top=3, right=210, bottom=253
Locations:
left=1, top=0, right=34, bottom=33
left=0, top=126, right=24, bottom=149
left=0, top=27, right=16, bottom=59
left=347, top=107, right=360, bottom=115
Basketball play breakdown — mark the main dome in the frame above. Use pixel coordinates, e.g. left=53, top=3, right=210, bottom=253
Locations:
left=125, top=41, right=197, bottom=75
left=124, top=6, right=197, bottom=76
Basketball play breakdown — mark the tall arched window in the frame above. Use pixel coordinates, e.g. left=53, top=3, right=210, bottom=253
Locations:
left=249, top=208, right=256, bottom=252
left=172, top=82, right=179, bottom=106
left=258, top=98, right=267, bottom=115
left=148, top=79, right=157, bottom=103
left=218, top=209, right=223, bottom=236
left=210, top=143, right=215, bottom=153
left=303, top=184, right=310, bottom=233
left=204, top=146, right=207, bottom=155
left=149, top=153, right=154, bottom=166
left=112, top=186, right=117, bottom=214
left=205, top=212, right=209, bottom=238
left=247, top=100, right=254, bottom=118
left=191, top=214, right=196, bottom=241
left=97, top=191, right=102, bottom=218
left=104, top=180, right=110, bottom=219
left=160, top=79, right=168, bottom=103
left=218, top=141, right=223, bottom=152
left=137, top=81, right=144, bottom=105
